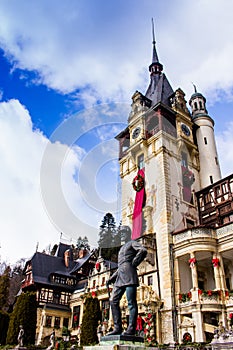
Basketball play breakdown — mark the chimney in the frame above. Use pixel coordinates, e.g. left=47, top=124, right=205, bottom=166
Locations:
left=64, top=249, right=70, bottom=268
left=79, top=249, right=87, bottom=259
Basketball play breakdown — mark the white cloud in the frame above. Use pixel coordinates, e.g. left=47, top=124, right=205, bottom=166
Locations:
left=0, top=100, right=125, bottom=264
left=0, top=1, right=233, bottom=107
left=0, top=99, right=89, bottom=264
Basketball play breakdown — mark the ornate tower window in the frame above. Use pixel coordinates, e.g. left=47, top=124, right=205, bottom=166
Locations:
left=138, top=154, right=144, bottom=169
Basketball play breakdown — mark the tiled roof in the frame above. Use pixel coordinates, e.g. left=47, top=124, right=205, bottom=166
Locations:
left=30, top=252, right=77, bottom=289
left=145, top=73, right=174, bottom=107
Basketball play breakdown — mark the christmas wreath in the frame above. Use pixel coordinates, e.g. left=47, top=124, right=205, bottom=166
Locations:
left=132, top=174, right=144, bottom=192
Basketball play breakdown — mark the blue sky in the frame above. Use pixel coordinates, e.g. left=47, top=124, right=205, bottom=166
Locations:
left=0, top=0, right=233, bottom=264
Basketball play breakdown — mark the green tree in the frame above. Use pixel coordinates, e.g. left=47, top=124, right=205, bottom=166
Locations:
left=0, top=310, right=10, bottom=344
left=6, top=292, right=37, bottom=345
left=8, top=261, right=25, bottom=312
left=98, top=213, right=121, bottom=261
left=0, top=265, right=11, bottom=311
left=80, top=296, right=101, bottom=346
left=76, top=236, right=90, bottom=251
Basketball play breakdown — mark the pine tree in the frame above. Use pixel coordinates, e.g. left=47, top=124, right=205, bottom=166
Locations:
left=80, top=296, right=101, bottom=346
left=8, top=262, right=24, bottom=312
left=0, top=265, right=11, bottom=311
left=6, top=292, right=37, bottom=345
left=98, top=213, right=121, bottom=261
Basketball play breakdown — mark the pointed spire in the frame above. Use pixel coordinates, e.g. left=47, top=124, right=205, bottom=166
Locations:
left=152, top=18, right=159, bottom=63
left=145, top=20, right=173, bottom=106
left=149, top=18, right=163, bottom=75
left=192, top=82, right=197, bottom=93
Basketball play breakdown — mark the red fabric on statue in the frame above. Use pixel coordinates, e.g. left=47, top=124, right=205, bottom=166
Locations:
left=132, top=168, right=145, bottom=240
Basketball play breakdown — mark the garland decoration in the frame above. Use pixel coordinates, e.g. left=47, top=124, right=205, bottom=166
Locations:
left=188, top=257, right=197, bottom=268
left=132, top=174, right=144, bottom=192
left=212, top=258, right=220, bottom=267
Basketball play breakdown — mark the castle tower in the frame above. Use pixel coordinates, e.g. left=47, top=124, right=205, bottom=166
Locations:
left=115, top=21, right=202, bottom=344
left=189, top=87, right=221, bottom=188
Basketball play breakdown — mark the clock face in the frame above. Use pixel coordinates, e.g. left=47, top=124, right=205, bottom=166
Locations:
left=132, top=126, right=141, bottom=139
left=181, top=123, right=190, bottom=136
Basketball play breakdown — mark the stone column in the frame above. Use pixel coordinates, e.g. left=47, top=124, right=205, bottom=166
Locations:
left=219, top=255, right=227, bottom=290
left=192, top=306, right=205, bottom=342
left=189, top=253, right=198, bottom=290
left=174, top=256, right=180, bottom=302
left=212, top=254, right=221, bottom=290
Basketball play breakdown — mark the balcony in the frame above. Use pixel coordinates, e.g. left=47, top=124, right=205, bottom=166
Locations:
left=178, top=289, right=223, bottom=310
left=196, top=174, right=233, bottom=227
left=173, top=227, right=214, bottom=245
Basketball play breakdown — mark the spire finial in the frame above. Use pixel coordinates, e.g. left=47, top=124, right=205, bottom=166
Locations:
left=151, top=18, right=159, bottom=63
left=152, top=18, right=156, bottom=45
left=192, top=82, right=197, bottom=93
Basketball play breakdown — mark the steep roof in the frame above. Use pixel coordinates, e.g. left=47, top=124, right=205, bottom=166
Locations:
left=69, top=250, right=95, bottom=274
left=145, top=19, right=174, bottom=107
left=145, top=72, right=174, bottom=107
left=55, top=242, right=73, bottom=258
left=30, top=252, right=77, bottom=289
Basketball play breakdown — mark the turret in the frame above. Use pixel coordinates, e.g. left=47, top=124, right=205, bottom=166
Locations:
left=189, top=86, right=221, bottom=188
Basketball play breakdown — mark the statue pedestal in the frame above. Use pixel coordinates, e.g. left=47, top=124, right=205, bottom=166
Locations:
left=83, top=334, right=146, bottom=350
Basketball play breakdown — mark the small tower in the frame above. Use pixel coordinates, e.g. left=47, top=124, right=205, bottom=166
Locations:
left=189, top=86, right=221, bottom=188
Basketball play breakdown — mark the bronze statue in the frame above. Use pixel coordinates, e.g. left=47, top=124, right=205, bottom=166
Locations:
left=106, top=226, right=147, bottom=336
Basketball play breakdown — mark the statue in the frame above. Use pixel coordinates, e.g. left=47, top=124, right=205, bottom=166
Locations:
left=17, top=325, right=24, bottom=348
left=97, top=321, right=103, bottom=343
left=47, top=330, right=55, bottom=350
left=106, top=226, right=147, bottom=336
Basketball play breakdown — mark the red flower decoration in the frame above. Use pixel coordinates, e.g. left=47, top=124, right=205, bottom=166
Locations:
left=229, top=313, right=233, bottom=319
left=95, top=262, right=100, bottom=271
left=91, top=291, right=97, bottom=297
left=189, top=258, right=196, bottom=268
left=212, top=258, right=220, bottom=267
